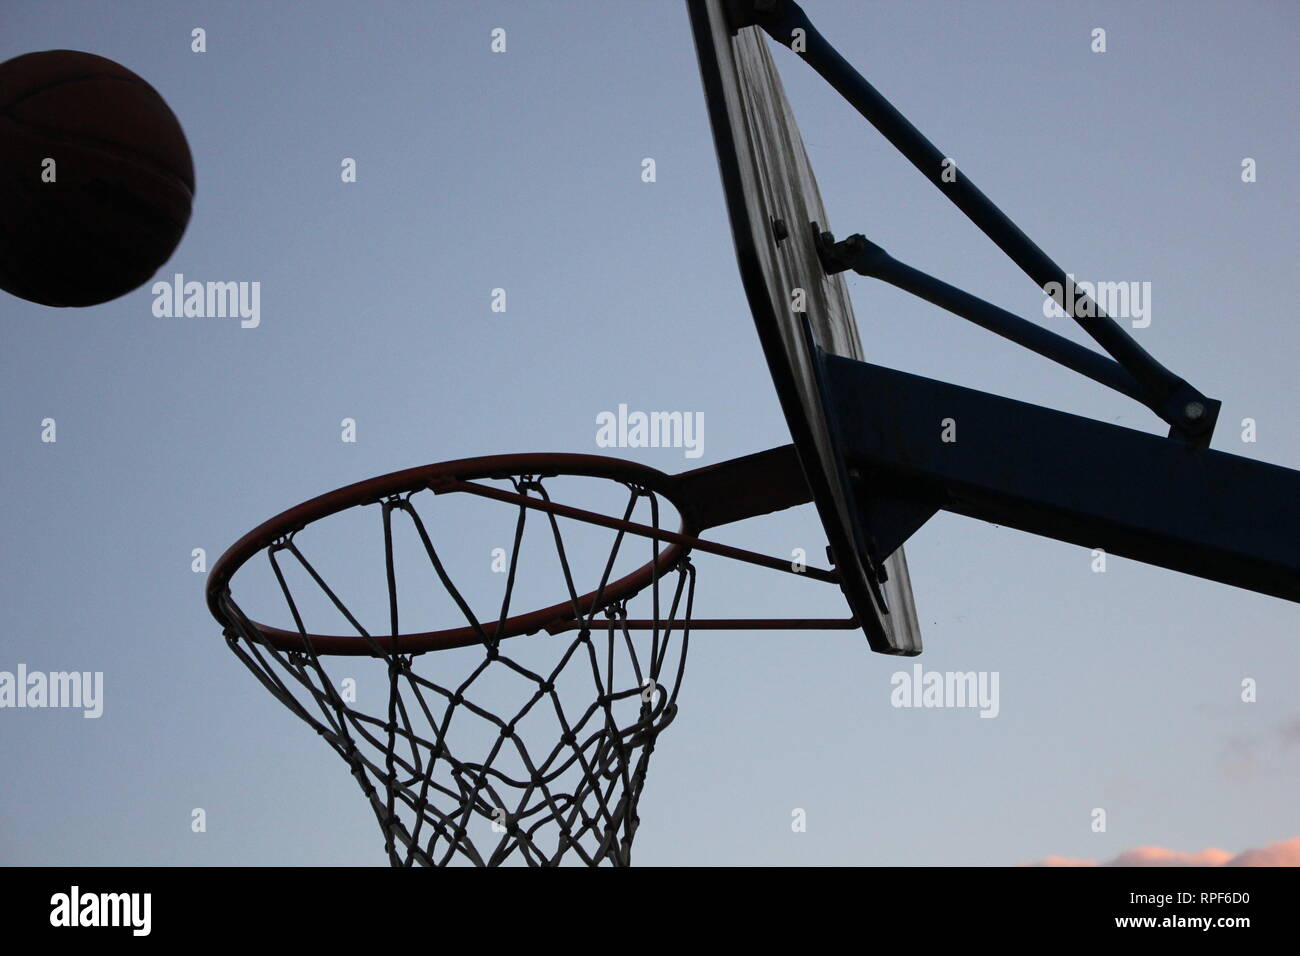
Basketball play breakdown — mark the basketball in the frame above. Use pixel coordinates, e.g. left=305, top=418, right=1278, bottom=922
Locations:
left=0, top=49, right=195, bottom=307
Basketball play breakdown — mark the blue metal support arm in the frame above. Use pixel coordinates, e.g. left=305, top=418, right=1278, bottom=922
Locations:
left=739, top=0, right=1219, bottom=445
left=820, top=353, right=1300, bottom=604
left=814, top=229, right=1150, bottom=408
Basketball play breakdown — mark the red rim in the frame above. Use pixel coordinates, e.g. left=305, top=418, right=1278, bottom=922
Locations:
left=207, top=454, right=694, bottom=656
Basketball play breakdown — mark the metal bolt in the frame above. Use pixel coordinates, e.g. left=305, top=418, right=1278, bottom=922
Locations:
left=771, top=217, right=789, bottom=242
left=1183, top=401, right=1205, bottom=422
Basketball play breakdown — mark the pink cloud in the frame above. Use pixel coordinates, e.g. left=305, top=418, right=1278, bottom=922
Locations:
left=1106, top=846, right=1233, bottom=866
left=1026, top=837, right=1300, bottom=867
left=1228, top=838, right=1300, bottom=866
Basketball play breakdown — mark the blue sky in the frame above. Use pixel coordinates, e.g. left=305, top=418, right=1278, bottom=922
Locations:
left=1, top=0, right=1296, bottom=865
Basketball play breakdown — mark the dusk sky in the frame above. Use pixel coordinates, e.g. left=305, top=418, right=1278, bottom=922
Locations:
left=1, top=0, right=1296, bottom=866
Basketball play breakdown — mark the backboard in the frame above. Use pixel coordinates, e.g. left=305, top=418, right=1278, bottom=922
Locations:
left=687, top=0, right=922, bottom=655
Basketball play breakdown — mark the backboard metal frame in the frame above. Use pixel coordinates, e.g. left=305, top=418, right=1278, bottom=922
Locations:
left=687, top=0, right=921, bottom=655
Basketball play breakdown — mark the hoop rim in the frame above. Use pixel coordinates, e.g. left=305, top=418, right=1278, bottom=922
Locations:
left=207, top=453, right=696, bottom=656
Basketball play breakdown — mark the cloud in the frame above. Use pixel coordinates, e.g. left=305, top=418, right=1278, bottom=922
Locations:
left=1228, top=839, right=1300, bottom=866
left=1106, top=846, right=1233, bottom=866
left=1026, top=837, right=1300, bottom=867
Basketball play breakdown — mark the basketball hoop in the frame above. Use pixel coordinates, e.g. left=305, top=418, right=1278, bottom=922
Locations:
left=208, top=450, right=864, bottom=865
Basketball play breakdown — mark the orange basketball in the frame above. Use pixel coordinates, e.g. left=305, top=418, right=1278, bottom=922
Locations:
left=0, top=50, right=195, bottom=307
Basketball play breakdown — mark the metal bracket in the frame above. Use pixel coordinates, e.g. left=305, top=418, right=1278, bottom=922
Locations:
left=721, top=0, right=786, bottom=33
left=813, top=224, right=1222, bottom=447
